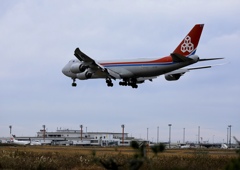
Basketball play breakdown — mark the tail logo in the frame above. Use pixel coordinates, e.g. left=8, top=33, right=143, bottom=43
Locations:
left=181, top=36, right=194, bottom=53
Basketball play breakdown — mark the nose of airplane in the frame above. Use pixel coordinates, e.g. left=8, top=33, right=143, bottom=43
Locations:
left=62, top=65, right=68, bottom=76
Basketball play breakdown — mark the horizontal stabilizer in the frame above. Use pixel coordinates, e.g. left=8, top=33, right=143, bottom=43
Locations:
left=165, top=63, right=224, bottom=78
left=199, top=58, right=224, bottom=61
left=187, top=63, right=226, bottom=71
left=188, top=66, right=211, bottom=70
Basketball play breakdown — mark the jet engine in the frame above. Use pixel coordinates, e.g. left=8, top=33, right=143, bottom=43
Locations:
left=77, top=71, right=93, bottom=80
left=70, top=63, right=88, bottom=73
left=165, top=74, right=182, bottom=81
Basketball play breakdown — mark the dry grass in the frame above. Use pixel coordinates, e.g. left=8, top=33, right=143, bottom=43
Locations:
left=0, top=145, right=238, bottom=170
left=2, top=145, right=237, bottom=156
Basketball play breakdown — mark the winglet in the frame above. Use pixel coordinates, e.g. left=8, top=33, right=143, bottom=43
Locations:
left=173, top=24, right=204, bottom=57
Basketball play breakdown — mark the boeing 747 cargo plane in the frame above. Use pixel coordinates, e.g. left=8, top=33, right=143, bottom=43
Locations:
left=62, top=24, right=222, bottom=88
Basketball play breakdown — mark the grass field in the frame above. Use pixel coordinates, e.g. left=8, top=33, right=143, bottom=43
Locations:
left=0, top=145, right=239, bottom=170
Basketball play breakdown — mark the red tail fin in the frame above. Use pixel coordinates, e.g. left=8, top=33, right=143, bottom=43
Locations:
left=173, top=24, right=204, bottom=56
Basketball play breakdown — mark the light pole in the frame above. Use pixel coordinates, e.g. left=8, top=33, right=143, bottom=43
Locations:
left=80, top=125, right=83, bottom=140
left=212, top=135, right=215, bottom=144
left=227, top=127, right=229, bottom=145
left=198, top=126, right=200, bottom=145
left=168, top=124, right=172, bottom=149
left=9, top=125, right=12, bottom=137
left=121, top=124, right=125, bottom=146
left=42, top=125, right=46, bottom=142
left=157, top=126, right=159, bottom=143
left=147, top=128, right=148, bottom=142
left=228, top=125, right=232, bottom=148
left=183, top=128, right=185, bottom=144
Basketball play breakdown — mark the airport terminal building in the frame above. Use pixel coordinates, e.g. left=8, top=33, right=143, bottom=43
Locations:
left=14, top=129, right=134, bottom=146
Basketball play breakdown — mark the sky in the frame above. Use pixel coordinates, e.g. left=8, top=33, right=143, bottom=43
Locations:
left=0, top=0, right=239, bottom=144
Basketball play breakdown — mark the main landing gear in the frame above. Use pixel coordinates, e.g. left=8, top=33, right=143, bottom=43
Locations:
left=71, top=78, right=138, bottom=88
left=72, top=78, right=77, bottom=87
left=119, top=78, right=138, bottom=89
left=106, top=78, right=113, bottom=87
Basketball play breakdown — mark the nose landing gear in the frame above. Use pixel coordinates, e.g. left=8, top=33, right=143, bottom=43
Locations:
left=72, top=78, right=77, bottom=87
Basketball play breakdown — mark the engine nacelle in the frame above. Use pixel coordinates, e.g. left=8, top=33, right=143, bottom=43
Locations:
left=70, top=63, right=87, bottom=73
left=165, top=74, right=181, bottom=81
left=76, top=71, right=93, bottom=80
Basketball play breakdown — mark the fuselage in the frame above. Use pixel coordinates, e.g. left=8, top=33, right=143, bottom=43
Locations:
left=12, top=139, right=30, bottom=145
left=62, top=55, right=198, bottom=79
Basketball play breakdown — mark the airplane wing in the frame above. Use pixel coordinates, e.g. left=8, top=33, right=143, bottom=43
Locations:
left=187, top=63, right=226, bottom=70
left=74, top=48, right=105, bottom=71
left=164, top=64, right=223, bottom=81
left=166, top=64, right=222, bottom=75
left=74, top=48, right=121, bottom=79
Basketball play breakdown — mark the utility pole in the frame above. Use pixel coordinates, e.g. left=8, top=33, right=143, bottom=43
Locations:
left=157, top=126, right=159, bottom=143
left=121, top=124, right=125, bottom=146
left=168, top=124, right=172, bottom=149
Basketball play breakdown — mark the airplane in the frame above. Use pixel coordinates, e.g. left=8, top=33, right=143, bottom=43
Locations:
left=62, top=24, right=223, bottom=88
left=11, top=137, right=30, bottom=145
left=10, top=136, right=41, bottom=145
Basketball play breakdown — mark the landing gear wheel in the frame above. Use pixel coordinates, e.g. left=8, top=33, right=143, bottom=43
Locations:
left=107, top=83, right=113, bottom=87
left=72, top=82, right=77, bottom=87
left=106, top=78, right=113, bottom=87
left=131, top=84, right=138, bottom=88
left=119, top=81, right=127, bottom=86
left=72, top=78, right=77, bottom=87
